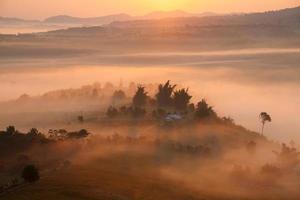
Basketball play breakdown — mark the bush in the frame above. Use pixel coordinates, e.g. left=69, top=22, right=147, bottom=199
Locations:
left=195, top=99, right=216, bottom=120
left=6, top=126, right=16, bottom=135
left=68, top=129, right=90, bottom=139
left=22, top=165, right=40, bottom=183
left=106, top=106, right=119, bottom=118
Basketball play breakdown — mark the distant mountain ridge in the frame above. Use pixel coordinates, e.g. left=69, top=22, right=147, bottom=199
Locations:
left=44, top=13, right=132, bottom=25
left=138, top=10, right=216, bottom=19
left=1, top=10, right=217, bottom=27
left=1, top=6, right=300, bottom=34
left=0, top=16, right=38, bottom=24
left=108, top=6, right=300, bottom=28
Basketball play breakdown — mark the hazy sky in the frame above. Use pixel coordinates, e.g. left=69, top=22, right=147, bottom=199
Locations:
left=1, top=0, right=300, bottom=19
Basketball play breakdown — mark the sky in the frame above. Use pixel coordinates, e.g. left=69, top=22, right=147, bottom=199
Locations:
left=0, top=0, right=300, bottom=19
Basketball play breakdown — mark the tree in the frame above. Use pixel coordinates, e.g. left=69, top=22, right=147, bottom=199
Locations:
left=119, top=106, right=129, bottom=115
left=22, top=165, right=40, bottom=183
left=173, top=88, right=192, bottom=111
left=68, top=129, right=90, bottom=139
left=156, top=81, right=176, bottom=108
left=27, top=128, right=39, bottom=136
left=132, top=86, right=148, bottom=107
left=6, top=126, right=16, bottom=135
left=106, top=106, right=119, bottom=118
left=222, top=116, right=235, bottom=125
left=259, top=112, right=272, bottom=135
left=195, top=99, right=216, bottom=120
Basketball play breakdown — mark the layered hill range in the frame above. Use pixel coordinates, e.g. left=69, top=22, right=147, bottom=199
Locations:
left=1, top=6, right=300, bottom=33
left=0, top=10, right=215, bottom=33
left=1, top=6, right=300, bottom=60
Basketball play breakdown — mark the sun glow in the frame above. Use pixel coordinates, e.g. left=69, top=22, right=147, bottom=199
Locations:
left=145, top=0, right=189, bottom=11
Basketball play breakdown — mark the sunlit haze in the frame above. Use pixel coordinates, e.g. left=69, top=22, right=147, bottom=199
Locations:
left=1, top=1, right=300, bottom=199
left=0, top=0, right=299, bottom=19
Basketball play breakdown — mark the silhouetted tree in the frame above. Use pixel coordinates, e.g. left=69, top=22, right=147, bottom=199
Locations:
left=132, top=86, right=148, bottom=107
left=27, top=128, right=39, bottom=137
left=259, top=112, right=272, bottom=135
left=22, top=165, right=40, bottom=183
left=106, top=106, right=119, bottom=118
left=195, top=99, right=216, bottom=120
left=156, top=81, right=176, bottom=108
left=68, top=129, right=90, bottom=139
left=173, top=88, right=192, bottom=111
left=119, top=106, right=129, bottom=115
left=6, top=126, right=16, bottom=135
left=222, top=116, right=234, bottom=125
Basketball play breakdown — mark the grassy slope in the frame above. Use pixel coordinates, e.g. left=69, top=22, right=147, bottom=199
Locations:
left=1, top=123, right=270, bottom=200
left=3, top=153, right=209, bottom=200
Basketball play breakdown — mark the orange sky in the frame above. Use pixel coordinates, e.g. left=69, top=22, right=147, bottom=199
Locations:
left=1, top=0, right=300, bottom=19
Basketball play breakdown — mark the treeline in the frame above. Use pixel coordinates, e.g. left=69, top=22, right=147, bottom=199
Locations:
left=0, top=126, right=90, bottom=158
left=17, top=82, right=158, bottom=102
left=0, top=126, right=90, bottom=193
left=0, top=126, right=90, bottom=141
left=106, top=81, right=232, bottom=123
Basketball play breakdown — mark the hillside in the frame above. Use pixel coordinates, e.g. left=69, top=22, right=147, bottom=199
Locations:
left=0, top=10, right=216, bottom=34
left=44, top=14, right=132, bottom=25
left=109, top=6, right=300, bottom=28
left=33, top=6, right=300, bottom=42
left=0, top=17, right=39, bottom=25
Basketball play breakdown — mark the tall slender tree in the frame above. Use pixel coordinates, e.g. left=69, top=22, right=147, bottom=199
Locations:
left=259, top=112, right=272, bottom=135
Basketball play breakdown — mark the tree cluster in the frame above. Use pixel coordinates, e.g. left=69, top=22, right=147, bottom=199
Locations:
left=106, top=81, right=218, bottom=121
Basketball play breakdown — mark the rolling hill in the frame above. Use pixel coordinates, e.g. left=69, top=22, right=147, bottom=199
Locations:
left=44, top=13, right=132, bottom=25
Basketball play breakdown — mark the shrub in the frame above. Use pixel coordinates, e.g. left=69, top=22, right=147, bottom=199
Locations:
left=106, top=106, right=119, bottom=118
left=22, top=165, right=40, bottom=183
left=6, top=126, right=16, bottom=135
left=195, top=99, right=216, bottom=120
left=68, top=129, right=90, bottom=139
